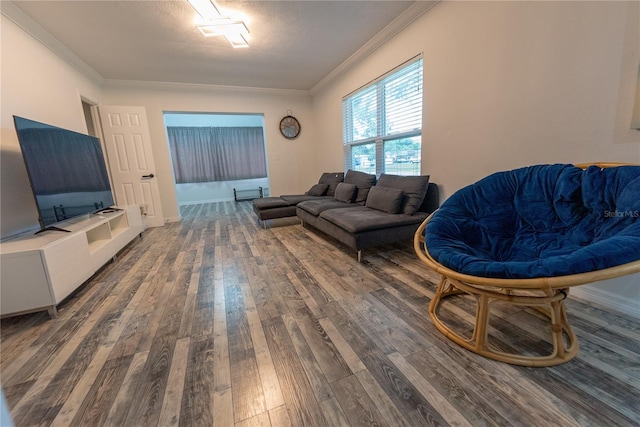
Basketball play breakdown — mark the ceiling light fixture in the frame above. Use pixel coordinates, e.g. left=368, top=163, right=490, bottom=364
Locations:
left=197, top=19, right=249, bottom=37
left=188, top=0, right=220, bottom=20
left=224, top=34, right=250, bottom=49
left=188, top=0, right=250, bottom=48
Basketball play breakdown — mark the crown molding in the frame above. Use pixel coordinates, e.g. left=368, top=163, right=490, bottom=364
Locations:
left=2, top=0, right=438, bottom=95
left=102, top=79, right=311, bottom=97
left=310, top=1, right=439, bottom=95
left=1, top=1, right=105, bottom=86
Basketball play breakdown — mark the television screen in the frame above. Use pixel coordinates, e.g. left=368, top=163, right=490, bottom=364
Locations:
left=13, top=116, right=115, bottom=230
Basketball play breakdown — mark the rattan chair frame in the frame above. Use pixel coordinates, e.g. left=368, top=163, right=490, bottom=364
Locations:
left=414, top=163, right=640, bottom=366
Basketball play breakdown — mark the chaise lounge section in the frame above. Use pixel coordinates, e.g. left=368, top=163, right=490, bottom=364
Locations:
left=252, top=172, right=344, bottom=227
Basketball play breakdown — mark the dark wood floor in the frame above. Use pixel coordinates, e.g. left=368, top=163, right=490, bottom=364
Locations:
left=2, top=201, right=640, bottom=426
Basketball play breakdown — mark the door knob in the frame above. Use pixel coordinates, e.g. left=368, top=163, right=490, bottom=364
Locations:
left=142, top=174, right=155, bottom=179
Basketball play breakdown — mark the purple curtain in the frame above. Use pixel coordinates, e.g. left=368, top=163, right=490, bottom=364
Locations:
left=167, top=126, right=267, bottom=183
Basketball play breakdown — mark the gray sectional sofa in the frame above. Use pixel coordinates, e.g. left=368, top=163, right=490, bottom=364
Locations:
left=252, top=170, right=439, bottom=261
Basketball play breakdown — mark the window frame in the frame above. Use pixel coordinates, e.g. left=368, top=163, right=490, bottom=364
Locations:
left=342, top=56, right=423, bottom=176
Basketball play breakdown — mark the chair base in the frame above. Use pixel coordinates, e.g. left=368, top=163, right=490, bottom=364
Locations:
left=429, top=276, right=579, bottom=367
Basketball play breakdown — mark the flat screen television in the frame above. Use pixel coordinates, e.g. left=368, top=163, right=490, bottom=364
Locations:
left=13, top=116, right=116, bottom=233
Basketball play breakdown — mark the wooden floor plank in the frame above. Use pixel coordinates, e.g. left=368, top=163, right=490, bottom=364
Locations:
left=225, top=274, right=267, bottom=422
left=324, top=301, right=450, bottom=427
left=11, top=292, right=123, bottom=425
left=262, top=315, right=328, bottom=427
left=103, top=350, right=149, bottom=426
left=179, top=336, right=214, bottom=426
left=268, top=404, right=292, bottom=427
left=292, top=306, right=352, bottom=383
left=123, top=254, right=188, bottom=426
left=317, top=316, right=367, bottom=374
left=64, top=354, right=133, bottom=426
left=389, top=351, right=479, bottom=427
left=158, top=336, right=190, bottom=427
left=213, top=387, right=234, bottom=427
left=2, top=201, right=640, bottom=427
left=244, top=307, right=286, bottom=410
left=354, top=369, right=413, bottom=427
left=234, top=411, right=271, bottom=427
left=280, top=313, right=335, bottom=404
left=330, top=374, right=389, bottom=427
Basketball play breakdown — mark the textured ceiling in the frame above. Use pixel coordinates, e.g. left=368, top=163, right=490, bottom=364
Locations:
left=10, top=0, right=420, bottom=90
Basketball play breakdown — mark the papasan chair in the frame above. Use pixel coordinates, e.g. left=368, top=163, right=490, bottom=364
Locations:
left=414, top=163, right=640, bottom=366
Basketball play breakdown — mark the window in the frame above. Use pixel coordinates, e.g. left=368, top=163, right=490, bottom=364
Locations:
left=343, top=57, right=423, bottom=176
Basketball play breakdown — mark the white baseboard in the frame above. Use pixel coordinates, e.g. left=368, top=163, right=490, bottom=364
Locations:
left=164, top=216, right=182, bottom=223
left=570, top=286, right=640, bottom=319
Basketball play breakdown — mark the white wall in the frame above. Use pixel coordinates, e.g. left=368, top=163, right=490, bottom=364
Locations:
left=175, top=178, right=270, bottom=205
left=312, top=1, right=640, bottom=193
left=164, top=112, right=264, bottom=127
left=164, top=112, right=269, bottom=205
left=101, top=82, right=316, bottom=221
left=311, top=1, right=640, bottom=318
left=0, top=15, right=104, bottom=237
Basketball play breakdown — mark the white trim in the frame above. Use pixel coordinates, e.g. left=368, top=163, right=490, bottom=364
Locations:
left=163, top=216, right=182, bottom=223
left=1, top=1, right=104, bottom=85
left=2, top=0, right=439, bottom=94
left=103, top=79, right=310, bottom=97
left=570, top=287, right=640, bottom=320
left=311, top=1, right=439, bottom=95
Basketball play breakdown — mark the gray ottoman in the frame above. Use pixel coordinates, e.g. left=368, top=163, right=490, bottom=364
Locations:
left=252, top=197, right=297, bottom=225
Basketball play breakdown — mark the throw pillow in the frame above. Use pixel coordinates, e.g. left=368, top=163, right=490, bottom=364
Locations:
left=344, top=169, right=377, bottom=203
left=318, top=172, right=345, bottom=196
left=334, top=182, right=357, bottom=203
left=376, top=174, right=430, bottom=215
left=365, top=186, right=404, bottom=214
left=305, top=183, right=329, bottom=196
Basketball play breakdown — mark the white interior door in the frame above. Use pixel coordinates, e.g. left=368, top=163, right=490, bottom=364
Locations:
left=98, top=105, right=165, bottom=228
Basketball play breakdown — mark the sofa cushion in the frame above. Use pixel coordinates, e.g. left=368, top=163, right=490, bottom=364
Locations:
left=254, top=205, right=297, bottom=221
left=318, top=172, right=345, bottom=196
left=377, top=174, right=430, bottom=215
left=306, top=183, right=329, bottom=196
left=334, top=182, right=357, bottom=203
left=425, top=164, right=640, bottom=279
left=344, top=169, right=377, bottom=203
left=297, top=199, right=356, bottom=216
left=365, top=186, right=404, bottom=214
left=253, top=197, right=292, bottom=209
left=417, top=183, right=440, bottom=214
left=319, top=206, right=424, bottom=233
left=281, top=194, right=330, bottom=205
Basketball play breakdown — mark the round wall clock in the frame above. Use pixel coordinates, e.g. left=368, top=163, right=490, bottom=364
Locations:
left=279, top=115, right=301, bottom=139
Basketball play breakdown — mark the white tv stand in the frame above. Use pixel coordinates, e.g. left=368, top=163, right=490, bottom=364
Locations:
left=0, top=205, right=144, bottom=318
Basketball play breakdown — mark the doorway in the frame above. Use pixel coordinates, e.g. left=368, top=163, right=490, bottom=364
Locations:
left=163, top=112, right=269, bottom=205
left=81, top=99, right=98, bottom=137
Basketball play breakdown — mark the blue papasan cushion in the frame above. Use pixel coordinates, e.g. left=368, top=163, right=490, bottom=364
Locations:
left=425, top=164, right=640, bottom=279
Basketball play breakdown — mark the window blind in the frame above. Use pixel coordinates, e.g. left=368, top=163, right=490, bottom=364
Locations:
left=343, top=57, right=423, bottom=145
